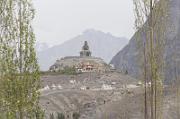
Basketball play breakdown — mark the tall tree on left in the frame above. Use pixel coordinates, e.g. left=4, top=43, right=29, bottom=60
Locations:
left=0, top=0, right=44, bottom=118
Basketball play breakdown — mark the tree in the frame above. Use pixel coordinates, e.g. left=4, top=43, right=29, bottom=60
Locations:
left=172, top=35, right=180, bottom=119
left=133, top=0, right=169, bottom=119
left=49, top=113, right=55, bottom=119
left=0, top=0, right=43, bottom=118
left=73, top=112, right=80, bottom=119
left=56, top=112, right=65, bottom=119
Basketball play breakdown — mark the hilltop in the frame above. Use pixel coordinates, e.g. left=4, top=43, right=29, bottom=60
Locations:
left=37, top=29, right=128, bottom=70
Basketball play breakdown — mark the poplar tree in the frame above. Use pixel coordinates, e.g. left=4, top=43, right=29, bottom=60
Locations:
left=0, top=0, right=43, bottom=118
left=133, top=0, right=169, bottom=119
left=173, top=35, right=180, bottom=119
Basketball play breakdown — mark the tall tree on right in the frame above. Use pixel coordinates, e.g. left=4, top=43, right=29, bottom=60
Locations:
left=133, top=0, right=169, bottom=119
left=172, top=28, right=180, bottom=119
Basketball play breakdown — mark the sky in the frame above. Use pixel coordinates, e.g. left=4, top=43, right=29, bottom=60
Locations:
left=33, top=0, right=135, bottom=46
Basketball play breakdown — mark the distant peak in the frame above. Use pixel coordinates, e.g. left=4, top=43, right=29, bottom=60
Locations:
left=83, top=29, right=103, bottom=34
left=81, top=29, right=127, bottom=40
left=82, top=29, right=113, bottom=36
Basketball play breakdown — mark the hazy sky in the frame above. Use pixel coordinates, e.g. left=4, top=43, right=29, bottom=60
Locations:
left=33, top=0, right=135, bottom=46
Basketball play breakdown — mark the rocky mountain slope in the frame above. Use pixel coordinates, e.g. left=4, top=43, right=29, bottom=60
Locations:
left=37, top=29, right=128, bottom=71
left=110, top=0, right=180, bottom=82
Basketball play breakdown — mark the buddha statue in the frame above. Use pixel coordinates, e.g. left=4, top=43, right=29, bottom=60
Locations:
left=80, top=41, right=91, bottom=57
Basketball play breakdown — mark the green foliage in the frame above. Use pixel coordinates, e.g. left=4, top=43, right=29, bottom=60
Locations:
left=59, top=67, right=77, bottom=75
left=0, top=0, right=43, bottom=118
left=72, top=112, right=80, bottom=119
left=41, top=67, right=77, bottom=76
left=125, top=70, right=128, bottom=75
left=133, top=0, right=169, bottom=119
left=35, top=107, right=45, bottom=119
left=56, top=112, right=65, bottom=119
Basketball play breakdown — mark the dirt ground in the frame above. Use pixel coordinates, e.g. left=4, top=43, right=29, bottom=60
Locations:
left=39, top=72, right=179, bottom=119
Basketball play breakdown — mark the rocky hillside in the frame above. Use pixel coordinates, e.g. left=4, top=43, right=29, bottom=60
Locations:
left=110, top=0, right=180, bottom=82
left=40, top=72, right=139, bottom=119
left=37, top=29, right=128, bottom=71
left=40, top=72, right=179, bottom=119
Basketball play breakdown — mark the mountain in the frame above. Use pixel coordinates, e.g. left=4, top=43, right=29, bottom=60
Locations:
left=110, top=0, right=180, bottom=82
left=35, top=42, right=49, bottom=52
left=37, top=29, right=128, bottom=71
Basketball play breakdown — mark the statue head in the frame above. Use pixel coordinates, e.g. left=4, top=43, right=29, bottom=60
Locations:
left=82, top=41, right=89, bottom=50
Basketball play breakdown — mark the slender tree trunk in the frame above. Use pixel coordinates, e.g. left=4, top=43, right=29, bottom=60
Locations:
left=174, top=61, right=180, bottom=118
left=133, top=0, right=169, bottom=119
left=144, top=42, right=148, bottom=119
left=19, top=1, right=24, bottom=118
left=150, top=1, right=154, bottom=119
left=154, top=70, right=157, bottom=119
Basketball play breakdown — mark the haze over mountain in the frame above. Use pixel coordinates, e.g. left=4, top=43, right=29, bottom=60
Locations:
left=110, top=0, right=180, bottom=82
left=37, top=29, right=128, bottom=71
left=35, top=42, right=50, bottom=52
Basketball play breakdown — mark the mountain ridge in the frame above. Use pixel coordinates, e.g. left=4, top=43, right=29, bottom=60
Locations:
left=37, top=29, right=128, bottom=71
left=110, top=0, right=180, bottom=82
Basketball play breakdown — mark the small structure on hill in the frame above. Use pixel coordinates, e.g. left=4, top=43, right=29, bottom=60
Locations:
left=49, top=41, right=111, bottom=73
left=80, top=41, right=91, bottom=57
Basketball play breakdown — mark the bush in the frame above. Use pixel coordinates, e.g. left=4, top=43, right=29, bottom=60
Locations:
left=73, top=112, right=80, bottom=119
left=49, top=113, right=54, bottom=119
left=59, top=67, right=77, bottom=75
left=40, top=67, right=77, bottom=76
left=56, top=112, right=65, bottom=119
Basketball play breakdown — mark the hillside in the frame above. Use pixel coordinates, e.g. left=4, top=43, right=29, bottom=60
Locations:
left=37, top=29, right=128, bottom=71
left=40, top=72, right=179, bottom=119
left=110, top=0, right=180, bottom=82
left=39, top=72, right=139, bottom=118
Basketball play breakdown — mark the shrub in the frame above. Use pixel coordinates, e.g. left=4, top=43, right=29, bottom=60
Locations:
left=56, top=112, right=65, bottom=119
left=73, top=112, right=80, bottom=119
left=49, top=113, right=54, bottom=119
